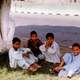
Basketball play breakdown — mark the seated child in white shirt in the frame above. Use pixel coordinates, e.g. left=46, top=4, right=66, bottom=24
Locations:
left=9, top=37, right=41, bottom=72
left=39, top=33, right=61, bottom=69
left=53, top=43, right=80, bottom=78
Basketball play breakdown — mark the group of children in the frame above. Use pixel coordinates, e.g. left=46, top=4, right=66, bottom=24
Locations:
left=9, top=31, right=80, bottom=78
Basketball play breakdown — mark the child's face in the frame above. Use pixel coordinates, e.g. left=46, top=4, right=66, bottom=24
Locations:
left=13, top=41, right=20, bottom=50
left=31, top=34, right=38, bottom=41
left=47, top=37, right=54, bottom=45
left=72, top=46, right=80, bottom=56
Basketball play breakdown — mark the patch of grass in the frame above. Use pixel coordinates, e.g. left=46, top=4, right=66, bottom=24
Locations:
left=0, top=66, right=58, bottom=80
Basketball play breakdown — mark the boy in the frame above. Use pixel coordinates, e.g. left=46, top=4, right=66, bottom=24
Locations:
left=54, top=43, right=80, bottom=78
left=27, top=31, right=45, bottom=63
left=39, top=33, right=61, bottom=68
left=9, top=37, right=40, bottom=72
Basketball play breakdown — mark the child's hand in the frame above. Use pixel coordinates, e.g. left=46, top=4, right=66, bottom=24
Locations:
left=45, top=41, right=51, bottom=49
left=54, top=66, right=63, bottom=72
left=22, top=53, right=29, bottom=58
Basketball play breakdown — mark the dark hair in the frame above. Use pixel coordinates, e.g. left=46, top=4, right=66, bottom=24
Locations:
left=72, top=43, right=80, bottom=49
left=12, top=37, right=21, bottom=44
left=30, top=31, right=37, bottom=36
left=46, top=33, right=54, bottom=39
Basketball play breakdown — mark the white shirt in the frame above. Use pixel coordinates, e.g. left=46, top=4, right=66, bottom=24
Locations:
left=9, top=48, right=23, bottom=68
left=64, top=54, right=80, bottom=71
left=9, top=47, right=31, bottom=68
left=39, top=41, right=61, bottom=63
left=63, top=54, right=80, bottom=77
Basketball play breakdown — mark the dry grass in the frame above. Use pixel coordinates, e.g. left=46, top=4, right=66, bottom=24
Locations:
left=0, top=66, right=80, bottom=80
left=0, top=66, right=58, bottom=80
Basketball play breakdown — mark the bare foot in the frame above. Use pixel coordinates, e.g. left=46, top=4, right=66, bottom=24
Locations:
left=33, top=63, right=42, bottom=69
left=29, top=66, right=37, bottom=72
left=35, top=64, right=42, bottom=68
left=46, top=76, right=52, bottom=80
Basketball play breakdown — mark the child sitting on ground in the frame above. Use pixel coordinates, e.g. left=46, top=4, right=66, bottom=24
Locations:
left=53, top=43, right=80, bottom=78
left=9, top=37, right=41, bottom=72
left=27, top=31, right=45, bottom=64
left=39, top=33, right=61, bottom=70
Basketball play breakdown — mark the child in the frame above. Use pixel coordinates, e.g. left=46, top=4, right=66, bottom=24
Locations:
left=9, top=37, right=41, bottom=72
left=27, top=31, right=45, bottom=63
left=54, top=43, right=80, bottom=78
left=39, top=33, right=61, bottom=68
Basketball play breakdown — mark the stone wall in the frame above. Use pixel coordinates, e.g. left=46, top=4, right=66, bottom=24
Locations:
left=0, top=1, right=2, bottom=34
left=0, top=0, right=3, bottom=35
left=0, top=0, right=11, bottom=52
